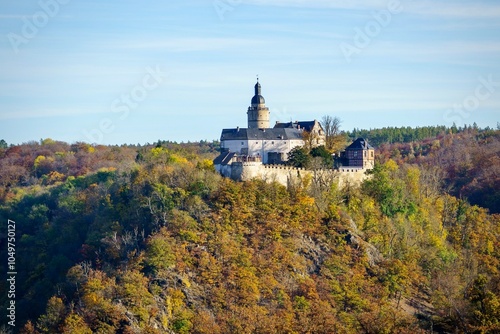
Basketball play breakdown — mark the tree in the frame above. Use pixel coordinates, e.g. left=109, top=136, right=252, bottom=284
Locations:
left=36, top=297, right=66, bottom=333
left=310, top=145, right=333, bottom=167
left=287, top=146, right=310, bottom=168
left=321, top=115, right=344, bottom=151
left=467, top=275, right=500, bottom=332
left=301, top=130, right=317, bottom=153
left=144, top=228, right=176, bottom=274
left=0, top=139, right=7, bottom=149
left=61, top=314, right=92, bottom=334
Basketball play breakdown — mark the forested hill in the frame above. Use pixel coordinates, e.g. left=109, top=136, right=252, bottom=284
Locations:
left=371, top=127, right=500, bottom=214
left=0, top=136, right=499, bottom=333
left=346, top=123, right=495, bottom=147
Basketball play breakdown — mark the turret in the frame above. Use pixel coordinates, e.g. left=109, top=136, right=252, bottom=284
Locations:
left=247, top=80, right=270, bottom=129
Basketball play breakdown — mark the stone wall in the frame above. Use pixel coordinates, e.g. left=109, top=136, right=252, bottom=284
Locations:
left=223, top=162, right=370, bottom=187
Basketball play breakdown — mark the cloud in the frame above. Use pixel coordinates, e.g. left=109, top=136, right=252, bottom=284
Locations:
left=243, top=0, right=500, bottom=19
left=243, top=0, right=388, bottom=10
left=406, top=2, right=500, bottom=19
left=0, top=14, right=28, bottom=19
left=0, top=107, right=105, bottom=120
left=88, top=36, right=266, bottom=52
left=363, top=40, right=500, bottom=63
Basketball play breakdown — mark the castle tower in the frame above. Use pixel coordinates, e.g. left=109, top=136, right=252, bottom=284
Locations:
left=247, top=80, right=270, bottom=129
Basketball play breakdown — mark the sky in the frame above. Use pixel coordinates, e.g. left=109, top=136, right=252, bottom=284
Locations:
left=0, top=0, right=499, bottom=145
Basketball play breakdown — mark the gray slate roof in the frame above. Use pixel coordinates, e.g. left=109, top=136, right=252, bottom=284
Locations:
left=213, top=152, right=236, bottom=165
left=274, top=121, right=318, bottom=132
left=221, top=128, right=303, bottom=141
left=346, top=138, right=374, bottom=150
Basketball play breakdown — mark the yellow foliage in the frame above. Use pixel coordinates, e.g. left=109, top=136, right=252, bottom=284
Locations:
left=429, top=232, right=445, bottom=249
left=169, top=153, right=189, bottom=165
left=47, top=171, right=66, bottom=184
left=405, top=166, right=421, bottom=199
left=97, top=167, right=117, bottom=173
left=167, top=288, right=186, bottom=313
left=198, top=159, right=214, bottom=171
left=298, top=195, right=315, bottom=207
left=34, top=155, right=46, bottom=169
left=41, top=138, right=56, bottom=145
left=62, top=313, right=93, bottom=334
left=384, top=159, right=399, bottom=172
left=486, top=240, right=494, bottom=255
left=150, top=147, right=167, bottom=158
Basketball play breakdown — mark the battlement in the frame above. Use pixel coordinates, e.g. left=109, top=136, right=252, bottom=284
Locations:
left=338, top=167, right=365, bottom=173
left=216, top=160, right=371, bottom=187
left=233, top=156, right=262, bottom=163
left=238, top=162, right=262, bottom=167
left=263, top=164, right=305, bottom=171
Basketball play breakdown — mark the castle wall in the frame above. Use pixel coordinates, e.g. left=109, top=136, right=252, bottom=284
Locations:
left=220, top=162, right=370, bottom=187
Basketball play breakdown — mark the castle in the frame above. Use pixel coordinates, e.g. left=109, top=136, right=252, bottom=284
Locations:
left=214, top=81, right=374, bottom=186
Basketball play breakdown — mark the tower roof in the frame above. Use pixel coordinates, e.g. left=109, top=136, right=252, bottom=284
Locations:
left=251, top=81, right=265, bottom=105
left=346, top=138, right=374, bottom=150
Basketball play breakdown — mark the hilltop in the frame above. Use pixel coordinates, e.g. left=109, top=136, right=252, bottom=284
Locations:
left=0, top=129, right=499, bottom=333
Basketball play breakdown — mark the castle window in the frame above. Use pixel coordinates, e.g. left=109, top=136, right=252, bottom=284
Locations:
left=371, top=151, right=374, bottom=158
left=241, top=142, right=244, bottom=145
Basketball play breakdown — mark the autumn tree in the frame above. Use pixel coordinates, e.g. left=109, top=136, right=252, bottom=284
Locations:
left=321, top=115, right=346, bottom=152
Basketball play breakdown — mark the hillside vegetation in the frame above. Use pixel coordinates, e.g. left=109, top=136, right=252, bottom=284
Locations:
left=0, top=133, right=499, bottom=334
left=369, top=127, right=500, bottom=214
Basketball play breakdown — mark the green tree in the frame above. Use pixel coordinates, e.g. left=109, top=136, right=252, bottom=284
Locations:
left=287, top=146, right=310, bottom=168
left=61, top=314, right=92, bottom=334
left=144, top=228, right=176, bottom=274
left=362, top=161, right=409, bottom=217
left=36, top=297, right=66, bottom=333
left=310, top=145, right=333, bottom=167
left=467, top=275, right=500, bottom=332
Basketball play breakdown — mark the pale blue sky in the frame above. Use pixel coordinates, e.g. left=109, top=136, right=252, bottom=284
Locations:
left=1, top=0, right=499, bottom=144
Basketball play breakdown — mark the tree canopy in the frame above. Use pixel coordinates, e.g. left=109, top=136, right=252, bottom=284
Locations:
left=0, top=132, right=498, bottom=334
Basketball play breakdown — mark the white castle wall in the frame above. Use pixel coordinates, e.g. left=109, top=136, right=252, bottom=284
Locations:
left=224, top=162, right=369, bottom=187
left=221, top=139, right=304, bottom=164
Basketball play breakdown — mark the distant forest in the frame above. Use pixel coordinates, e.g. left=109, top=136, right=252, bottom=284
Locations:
left=347, top=122, right=499, bottom=146
left=347, top=124, right=500, bottom=214
left=0, top=125, right=499, bottom=333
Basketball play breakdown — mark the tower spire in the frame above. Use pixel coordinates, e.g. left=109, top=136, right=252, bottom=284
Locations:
left=255, top=80, right=261, bottom=96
